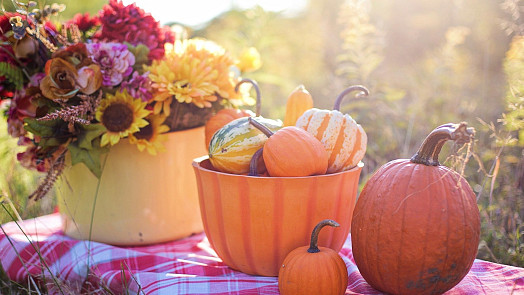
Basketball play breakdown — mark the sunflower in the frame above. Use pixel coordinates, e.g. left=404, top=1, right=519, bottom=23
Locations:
left=128, top=114, right=169, bottom=155
left=96, top=89, right=150, bottom=147
left=146, top=38, right=238, bottom=114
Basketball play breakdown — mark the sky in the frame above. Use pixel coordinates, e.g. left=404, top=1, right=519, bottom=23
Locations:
left=121, top=0, right=307, bottom=26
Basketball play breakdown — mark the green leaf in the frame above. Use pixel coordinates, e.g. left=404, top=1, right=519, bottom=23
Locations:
left=125, top=42, right=150, bottom=72
left=0, top=61, right=24, bottom=90
left=76, top=124, right=107, bottom=150
left=67, top=138, right=109, bottom=178
left=24, top=118, right=56, bottom=137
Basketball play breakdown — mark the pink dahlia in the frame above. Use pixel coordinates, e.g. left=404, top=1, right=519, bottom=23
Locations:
left=86, top=42, right=135, bottom=87
left=96, top=0, right=174, bottom=60
left=120, top=71, right=153, bottom=102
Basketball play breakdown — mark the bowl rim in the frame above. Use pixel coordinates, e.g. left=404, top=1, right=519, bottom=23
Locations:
left=192, top=155, right=363, bottom=179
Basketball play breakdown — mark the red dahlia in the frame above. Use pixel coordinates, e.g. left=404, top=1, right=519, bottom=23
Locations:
left=96, top=0, right=175, bottom=60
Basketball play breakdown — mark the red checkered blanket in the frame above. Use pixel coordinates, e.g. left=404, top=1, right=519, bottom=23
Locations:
left=1, top=213, right=523, bottom=294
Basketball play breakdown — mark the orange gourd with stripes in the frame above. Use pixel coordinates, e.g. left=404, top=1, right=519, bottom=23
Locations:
left=295, top=85, right=369, bottom=173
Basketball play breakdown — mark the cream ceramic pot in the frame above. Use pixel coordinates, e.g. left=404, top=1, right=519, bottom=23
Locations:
left=57, top=126, right=206, bottom=246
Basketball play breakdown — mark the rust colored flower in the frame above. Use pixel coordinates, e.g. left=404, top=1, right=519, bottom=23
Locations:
left=52, top=43, right=92, bottom=68
left=40, top=58, right=102, bottom=101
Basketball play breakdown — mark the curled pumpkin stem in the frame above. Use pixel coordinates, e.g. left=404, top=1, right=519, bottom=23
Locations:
left=333, top=85, right=370, bottom=111
left=410, top=122, right=475, bottom=166
left=308, top=219, right=340, bottom=254
left=248, top=117, right=274, bottom=138
left=235, top=78, right=261, bottom=117
left=248, top=147, right=264, bottom=176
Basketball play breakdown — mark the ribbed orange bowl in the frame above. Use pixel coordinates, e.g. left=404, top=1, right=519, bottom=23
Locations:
left=192, top=156, right=362, bottom=276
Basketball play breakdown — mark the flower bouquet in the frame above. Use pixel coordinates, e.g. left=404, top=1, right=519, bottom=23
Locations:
left=0, top=0, right=260, bottom=244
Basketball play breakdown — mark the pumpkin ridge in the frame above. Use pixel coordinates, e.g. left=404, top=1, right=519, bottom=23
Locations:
left=330, top=116, right=354, bottom=171
left=300, top=132, right=326, bottom=174
left=371, top=161, right=410, bottom=290
left=414, top=165, right=434, bottom=291
left=309, top=110, right=330, bottom=138
left=394, top=163, right=419, bottom=294
left=356, top=165, right=383, bottom=287
left=342, top=124, right=363, bottom=170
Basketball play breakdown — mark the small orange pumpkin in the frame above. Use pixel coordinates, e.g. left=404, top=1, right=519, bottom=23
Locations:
left=283, top=85, right=314, bottom=127
left=278, top=219, right=348, bottom=295
left=249, top=117, right=328, bottom=177
left=204, top=78, right=260, bottom=148
left=351, top=122, right=480, bottom=295
left=295, top=85, right=369, bottom=173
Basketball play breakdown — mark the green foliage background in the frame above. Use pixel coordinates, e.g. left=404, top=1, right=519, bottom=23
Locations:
left=1, top=0, right=523, bottom=272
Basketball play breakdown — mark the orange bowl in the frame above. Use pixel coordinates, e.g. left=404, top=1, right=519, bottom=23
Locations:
left=192, top=156, right=362, bottom=276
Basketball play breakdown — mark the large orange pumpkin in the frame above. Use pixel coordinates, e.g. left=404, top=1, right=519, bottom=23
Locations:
left=351, top=122, right=480, bottom=295
left=295, top=85, right=369, bottom=173
left=204, top=78, right=260, bottom=148
left=249, top=117, right=328, bottom=177
left=278, top=219, right=348, bottom=295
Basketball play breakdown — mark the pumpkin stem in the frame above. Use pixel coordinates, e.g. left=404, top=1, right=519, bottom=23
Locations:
left=308, top=219, right=340, bottom=253
left=333, top=85, right=370, bottom=111
left=410, top=122, right=475, bottom=166
left=248, top=147, right=264, bottom=176
left=235, top=78, right=261, bottom=117
left=248, top=117, right=274, bottom=138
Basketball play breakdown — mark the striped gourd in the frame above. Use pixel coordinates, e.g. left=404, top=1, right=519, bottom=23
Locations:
left=295, top=85, right=369, bottom=174
left=209, top=116, right=282, bottom=174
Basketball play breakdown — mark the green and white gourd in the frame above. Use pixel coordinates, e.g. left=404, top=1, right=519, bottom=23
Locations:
left=208, top=116, right=282, bottom=174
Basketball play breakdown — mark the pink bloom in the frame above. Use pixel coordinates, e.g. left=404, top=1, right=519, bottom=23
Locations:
left=6, top=73, right=44, bottom=137
left=86, top=42, right=135, bottom=87
left=120, top=71, right=153, bottom=102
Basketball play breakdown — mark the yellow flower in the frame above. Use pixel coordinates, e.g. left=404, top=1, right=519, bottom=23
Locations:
left=96, top=90, right=151, bottom=147
left=146, top=38, right=254, bottom=113
left=128, top=114, right=169, bottom=155
left=236, top=47, right=262, bottom=73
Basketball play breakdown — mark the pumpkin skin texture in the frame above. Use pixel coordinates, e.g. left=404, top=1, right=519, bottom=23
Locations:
left=351, top=123, right=480, bottom=295
left=204, top=108, right=254, bottom=148
left=279, top=219, right=348, bottom=295
left=208, top=116, right=282, bottom=174
left=283, top=85, right=314, bottom=127
left=249, top=118, right=328, bottom=177
left=295, top=85, right=369, bottom=174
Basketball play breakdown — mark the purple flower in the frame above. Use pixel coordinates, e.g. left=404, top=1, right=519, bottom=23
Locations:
left=120, top=71, right=154, bottom=102
left=86, top=42, right=135, bottom=87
